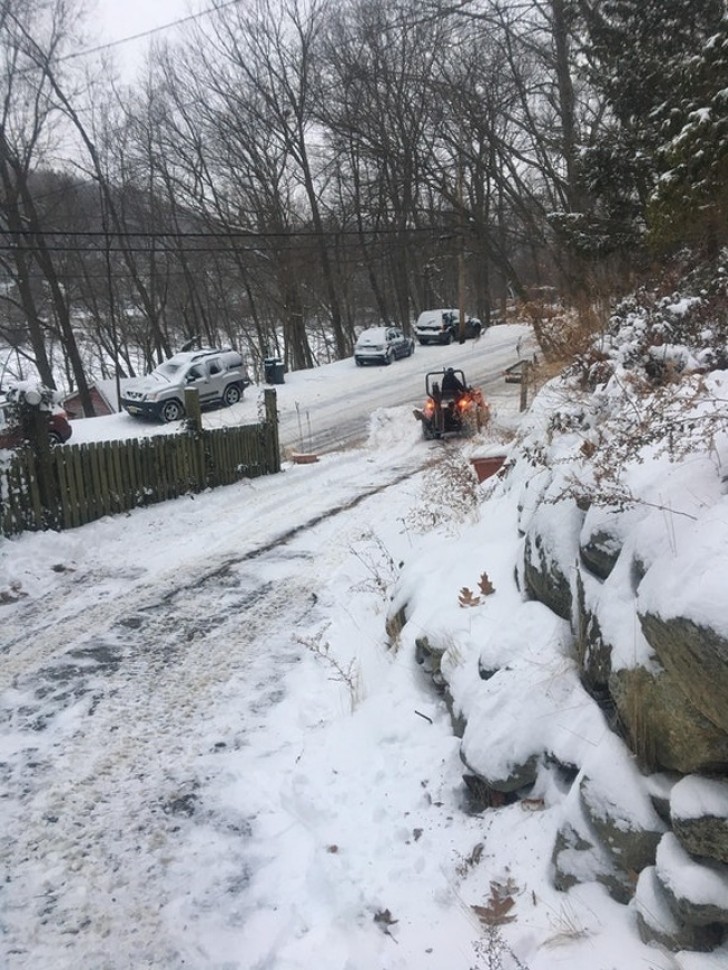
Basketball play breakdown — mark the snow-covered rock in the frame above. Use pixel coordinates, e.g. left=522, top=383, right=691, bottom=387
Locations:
left=672, top=776, right=728, bottom=865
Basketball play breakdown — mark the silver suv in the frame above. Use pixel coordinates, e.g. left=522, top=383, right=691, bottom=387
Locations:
left=121, top=349, right=251, bottom=423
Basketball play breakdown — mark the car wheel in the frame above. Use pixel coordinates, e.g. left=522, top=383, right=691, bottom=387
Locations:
left=223, top=383, right=242, bottom=406
left=160, top=399, right=184, bottom=423
left=408, top=342, right=415, bottom=356
left=48, top=430, right=62, bottom=446
left=418, top=338, right=428, bottom=346
left=443, top=331, right=453, bottom=345
left=384, top=351, right=392, bottom=365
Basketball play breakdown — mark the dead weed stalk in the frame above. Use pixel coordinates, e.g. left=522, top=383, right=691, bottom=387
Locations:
left=294, top=628, right=361, bottom=711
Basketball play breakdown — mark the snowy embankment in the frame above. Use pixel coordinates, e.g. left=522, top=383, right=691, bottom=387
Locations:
left=2, top=312, right=727, bottom=968
left=393, top=285, right=728, bottom=967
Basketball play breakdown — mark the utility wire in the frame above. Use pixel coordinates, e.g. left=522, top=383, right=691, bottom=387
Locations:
left=0, top=226, right=455, bottom=246
left=57, top=0, right=244, bottom=64
left=0, top=226, right=451, bottom=239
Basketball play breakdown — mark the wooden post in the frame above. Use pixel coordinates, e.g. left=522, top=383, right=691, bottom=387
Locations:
left=27, top=407, right=60, bottom=529
left=263, top=388, right=280, bottom=473
left=457, top=150, right=467, bottom=344
left=519, top=361, right=530, bottom=412
left=184, top=388, right=202, bottom=432
left=183, top=389, right=206, bottom=490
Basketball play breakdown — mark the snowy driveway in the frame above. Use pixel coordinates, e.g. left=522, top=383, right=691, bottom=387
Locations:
left=1, top=412, right=489, bottom=970
left=1, top=325, right=548, bottom=970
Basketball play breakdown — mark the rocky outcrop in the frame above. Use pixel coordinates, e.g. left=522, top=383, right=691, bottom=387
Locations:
left=645, top=773, right=678, bottom=826
left=551, top=796, right=634, bottom=903
left=523, top=533, right=573, bottom=620
left=578, top=504, right=648, bottom=585
left=639, top=613, right=728, bottom=736
left=405, top=432, right=728, bottom=955
left=635, top=866, right=725, bottom=952
left=519, top=487, right=728, bottom=953
left=414, top=636, right=464, bottom=736
left=671, top=776, right=728, bottom=865
left=674, top=815, right=728, bottom=866
left=657, top=833, right=728, bottom=926
left=460, top=748, right=539, bottom=794
left=579, top=774, right=664, bottom=874
left=414, top=636, right=445, bottom=682
left=609, top=665, right=728, bottom=775
left=574, top=571, right=613, bottom=696
left=580, top=528, right=622, bottom=580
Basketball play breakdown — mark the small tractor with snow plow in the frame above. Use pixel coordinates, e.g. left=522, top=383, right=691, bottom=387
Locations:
left=413, top=367, right=489, bottom=439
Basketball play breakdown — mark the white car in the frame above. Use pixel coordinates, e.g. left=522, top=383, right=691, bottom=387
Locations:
left=120, top=348, right=250, bottom=423
left=354, top=327, right=415, bottom=366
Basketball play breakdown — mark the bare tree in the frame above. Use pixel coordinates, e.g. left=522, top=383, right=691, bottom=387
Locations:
left=0, top=0, right=94, bottom=409
left=321, top=0, right=453, bottom=326
left=195, top=0, right=348, bottom=364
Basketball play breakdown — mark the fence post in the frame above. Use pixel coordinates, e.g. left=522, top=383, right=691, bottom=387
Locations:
left=184, top=388, right=202, bottom=432
left=26, top=406, right=61, bottom=528
left=519, top=361, right=531, bottom=412
left=263, top=388, right=280, bottom=473
left=183, top=388, right=207, bottom=489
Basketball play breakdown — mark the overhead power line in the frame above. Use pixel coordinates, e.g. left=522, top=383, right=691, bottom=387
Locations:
left=0, top=225, right=455, bottom=241
left=58, top=0, right=244, bottom=64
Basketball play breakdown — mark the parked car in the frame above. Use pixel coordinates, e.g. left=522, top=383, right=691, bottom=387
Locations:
left=354, top=327, right=415, bottom=366
left=0, top=396, right=72, bottom=449
left=120, top=348, right=251, bottom=423
left=414, top=308, right=482, bottom=345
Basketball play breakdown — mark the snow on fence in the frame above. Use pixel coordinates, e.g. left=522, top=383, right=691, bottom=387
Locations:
left=0, top=392, right=280, bottom=537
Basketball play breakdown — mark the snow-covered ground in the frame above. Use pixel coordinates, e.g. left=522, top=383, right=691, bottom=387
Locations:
left=1, top=331, right=724, bottom=969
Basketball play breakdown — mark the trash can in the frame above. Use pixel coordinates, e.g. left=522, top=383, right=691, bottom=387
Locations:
left=263, top=357, right=285, bottom=385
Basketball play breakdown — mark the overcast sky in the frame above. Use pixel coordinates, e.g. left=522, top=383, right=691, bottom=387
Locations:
left=91, top=0, right=194, bottom=76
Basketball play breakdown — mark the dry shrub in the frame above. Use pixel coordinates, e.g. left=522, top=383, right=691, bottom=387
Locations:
left=542, top=901, right=592, bottom=949
left=521, top=299, right=605, bottom=367
left=294, top=628, right=361, bottom=711
left=512, top=294, right=610, bottom=399
left=404, top=447, right=480, bottom=534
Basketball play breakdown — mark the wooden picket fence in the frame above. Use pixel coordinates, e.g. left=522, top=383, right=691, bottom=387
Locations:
left=0, top=393, right=280, bottom=537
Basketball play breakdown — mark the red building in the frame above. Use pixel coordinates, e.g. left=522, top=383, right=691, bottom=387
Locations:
left=62, top=379, right=130, bottom=419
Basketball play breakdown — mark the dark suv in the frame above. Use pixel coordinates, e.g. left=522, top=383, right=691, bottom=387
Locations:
left=414, top=309, right=483, bottom=345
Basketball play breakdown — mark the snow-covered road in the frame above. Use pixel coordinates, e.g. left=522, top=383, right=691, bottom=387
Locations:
left=271, top=328, right=527, bottom=454
left=67, top=325, right=530, bottom=456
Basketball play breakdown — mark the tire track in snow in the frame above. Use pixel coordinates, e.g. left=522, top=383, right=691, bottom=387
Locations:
left=1, top=554, right=326, bottom=966
left=0, top=455, right=424, bottom=679
left=0, top=455, right=426, bottom=967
